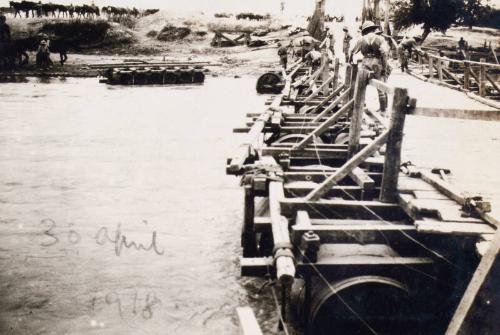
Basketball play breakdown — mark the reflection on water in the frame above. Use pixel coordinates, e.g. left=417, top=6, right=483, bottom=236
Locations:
left=0, top=76, right=499, bottom=334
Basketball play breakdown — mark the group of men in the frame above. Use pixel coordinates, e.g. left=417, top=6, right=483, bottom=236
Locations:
left=277, top=25, right=353, bottom=70
left=0, top=14, right=52, bottom=68
left=276, top=21, right=390, bottom=112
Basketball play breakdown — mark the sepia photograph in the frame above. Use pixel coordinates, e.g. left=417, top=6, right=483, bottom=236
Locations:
left=0, top=0, right=498, bottom=334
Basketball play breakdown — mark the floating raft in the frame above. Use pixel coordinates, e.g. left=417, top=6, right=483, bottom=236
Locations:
left=100, top=66, right=205, bottom=85
left=228, top=54, right=499, bottom=335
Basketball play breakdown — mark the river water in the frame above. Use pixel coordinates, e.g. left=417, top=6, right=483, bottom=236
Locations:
left=0, top=77, right=499, bottom=335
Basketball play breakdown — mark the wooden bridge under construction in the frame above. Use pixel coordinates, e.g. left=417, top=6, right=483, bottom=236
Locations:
left=228, top=49, right=499, bottom=334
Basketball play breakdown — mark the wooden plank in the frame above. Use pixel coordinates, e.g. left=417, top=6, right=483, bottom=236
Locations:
left=410, top=107, right=500, bottom=122
left=280, top=198, right=407, bottom=220
left=292, top=224, right=417, bottom=244
left=240, top=257, right=273, bottom=277
left=293, top=99, right=354, bottom=150
left=284, top=172, right=382, bottom=183
left=445, top=230, right=500, bottom=335
left=306, top=130, right=390, bottom=201
left=415, top=221, right=496, bottom=236
left=261, top=147, right=348, bottom=160
left=369, top=78, right=395, bottom=94
left=237, top=307, right=264, bottom=335
left=349, top=167, right=376, bottom=190
left=284, top=183, right=368, bottom=198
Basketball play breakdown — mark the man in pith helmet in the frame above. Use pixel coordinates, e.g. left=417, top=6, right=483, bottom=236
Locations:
left=350, top=21, right=390, bottom=112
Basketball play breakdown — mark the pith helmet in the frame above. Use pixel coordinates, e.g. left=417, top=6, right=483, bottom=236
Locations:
left=361, top=21, right=377, bottom=34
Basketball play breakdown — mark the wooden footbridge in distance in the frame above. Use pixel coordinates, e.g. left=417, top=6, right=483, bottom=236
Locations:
left=227, top=51, right=499, bottom=335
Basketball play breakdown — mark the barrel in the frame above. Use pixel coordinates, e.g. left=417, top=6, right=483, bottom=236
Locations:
left=291, top=276, right=431, bottom=335
left=178, top=69, right=194, bottom=84
left=193, top=70, right=205, bottom=83
left=149, top=68, right=165, bottom=84
left=117, top=70, right=134, bottom=85
left=164, top=70, right=178, bottom=84
left=256, top=72, right=285, bottom=94
left=133, top=69, right=150, bottom=85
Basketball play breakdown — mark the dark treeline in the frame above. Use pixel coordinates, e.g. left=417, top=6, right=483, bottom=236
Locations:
left=392, top=0, right=500, bottom=41
left=7, top=1, right=159, bottom=19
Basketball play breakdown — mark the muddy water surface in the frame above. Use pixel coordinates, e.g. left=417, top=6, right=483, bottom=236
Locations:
left=0, top=77, right=499, bottom=335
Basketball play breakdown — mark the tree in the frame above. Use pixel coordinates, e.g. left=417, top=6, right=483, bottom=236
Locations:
left=392, top=0, right=464, bottom=41
left=459, top=0, right=496, bottom=29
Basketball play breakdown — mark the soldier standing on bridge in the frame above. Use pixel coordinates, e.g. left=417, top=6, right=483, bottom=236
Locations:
left=398, top=36, right=419, bottom=73
left=350, top=21, right=390, bottom=112
left=342, top=26, right=352, bottom=63
left=277, top=42, right=288, bottom=69
left=324, top=26, right=335, bottom=57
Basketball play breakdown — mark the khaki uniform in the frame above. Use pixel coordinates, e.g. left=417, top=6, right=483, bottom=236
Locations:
left=351, top=32, right=390, bottom=111
left=398, top=37, right=417, bottom=72
left=277, top=45, right=288, bottom=69
left=342, top=32, right=352, bottom=61
left=325, top=33, right=335, bottom=55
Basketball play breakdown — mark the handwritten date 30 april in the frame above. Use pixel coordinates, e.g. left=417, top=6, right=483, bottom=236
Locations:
left=40, top=218, right=165, bottom=256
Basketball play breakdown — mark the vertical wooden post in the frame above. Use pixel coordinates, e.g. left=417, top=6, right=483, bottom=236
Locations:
left=348, top=68, right=370, bottom=157
left=242, top=186, right=257, bottom=257
left=384, top=0, right=391, bottom=35
left=464, top=62, right=470, bottom=90
left=348, top=63, right=359, bottom=101
left=437, top=58, right=443, bottom=82
left=479, top=58, right=486, bottom=97
left=332, top=57, right=340, bottom=91
left=429, top=56, right=434, bottom=79
left=321, top=51, right=330, bottom=95
left=380, top=87, right=408, bottom=203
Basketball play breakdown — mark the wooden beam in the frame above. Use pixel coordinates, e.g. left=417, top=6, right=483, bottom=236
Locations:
left=308, top=85, right=345, bottom=115
left=227, top=95, right=283, bottom=174
left=348, top=69, right=370, bottom=157
left=294, top=99, right=354, bottom=150
left=485, top=72, right=500, bottom=95
left=369, top=78, right=395, bottom=94
left=410, top=107, right=500, bottom=122
left=311, top=89, right=351, bottom=122
left=269, top=180, right=296, bottom=285
left=380, top=87, right=408, bottom=203
left=280, top=198, right=407, bottom=220
left=349, top=167, right=376, bottom=190
left=306, top=130, right=390, bottom=201
left=302, top=73, right=336, bottom=104
left=415, top=221, right=495, bottom=236
left=261, top=147, right=348, bottom=160
left=479, top=59, right=486, bottom=97
left=237, top=307, right=264, bottom=335
left=445, top=230, right=500, bottom=335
